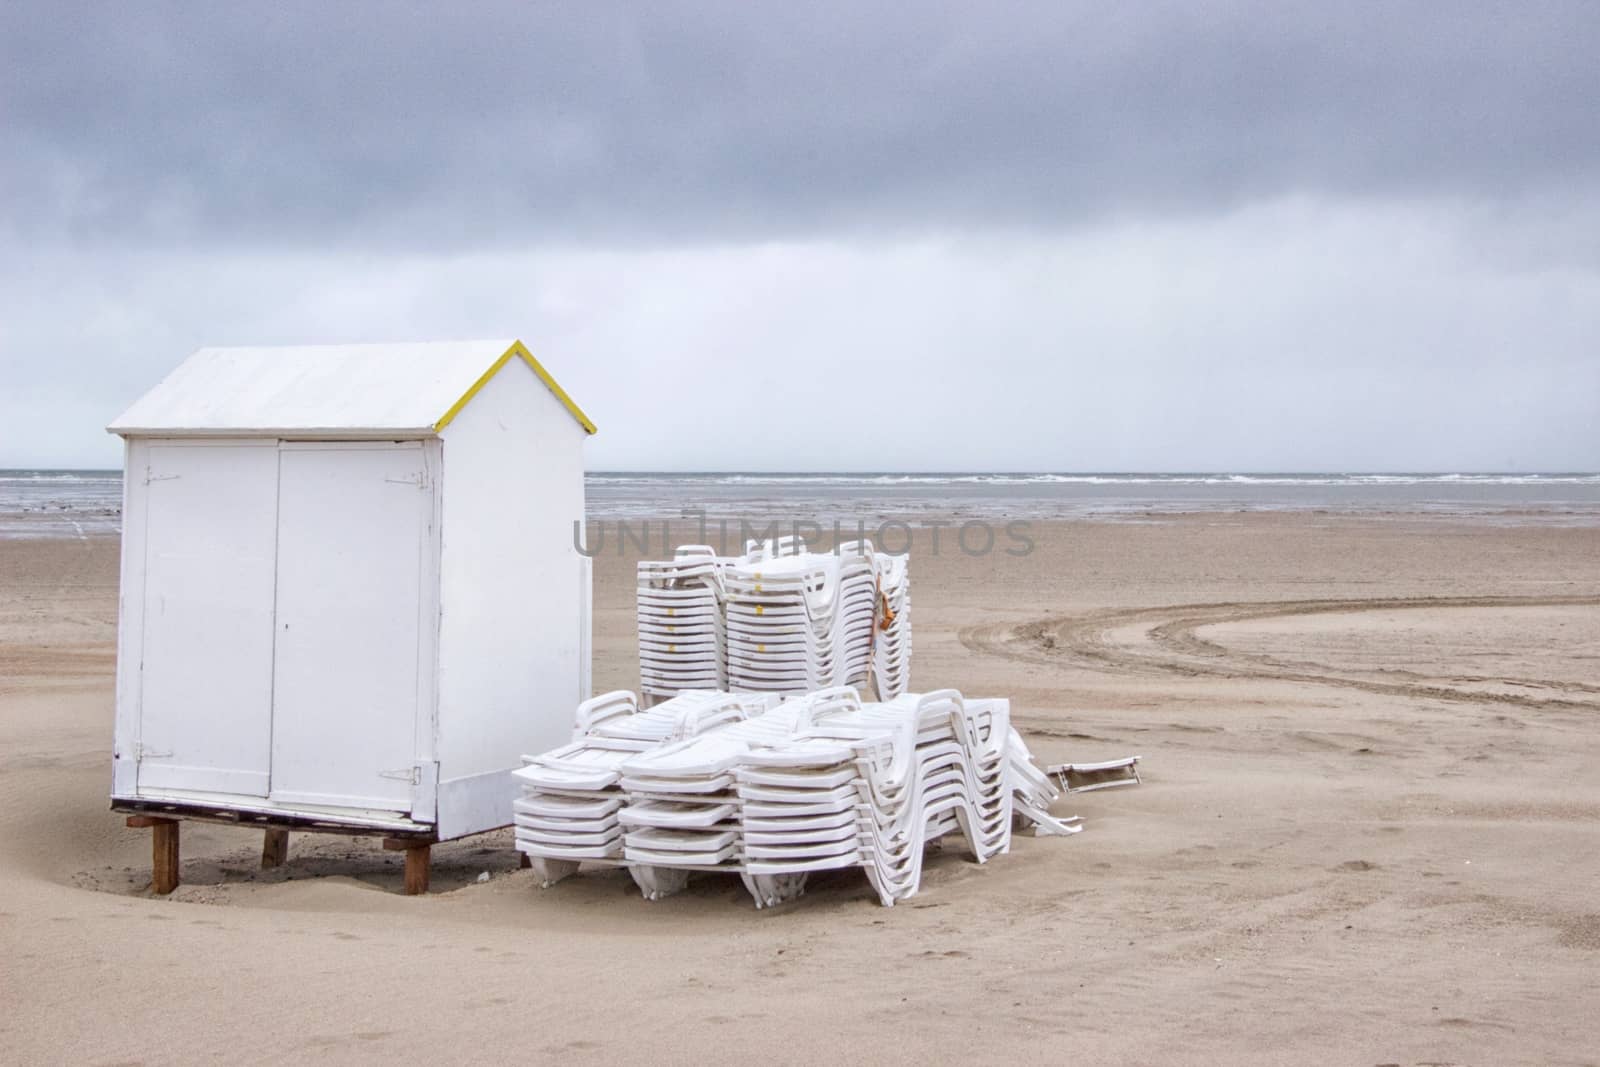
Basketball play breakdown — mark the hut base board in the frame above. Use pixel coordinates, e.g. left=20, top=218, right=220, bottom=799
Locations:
left=113, top=798, right=466, bottom=897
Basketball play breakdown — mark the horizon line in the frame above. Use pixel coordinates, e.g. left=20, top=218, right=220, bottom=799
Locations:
left=5, top=467, right=1599, bottom=477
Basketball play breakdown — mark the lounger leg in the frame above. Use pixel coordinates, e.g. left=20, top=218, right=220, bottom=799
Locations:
left=261, top=829, right=289, bottom=869
left=742, top=873, right=809, bottom=909
left=529, top=857, right=580, bottom=887
left=127, top=815, right=180, bottom=894
left=631, top=865, right=689, bottom=901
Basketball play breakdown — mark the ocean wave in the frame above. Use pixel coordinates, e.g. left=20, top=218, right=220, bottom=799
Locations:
left=0, top=472, right=118, bottom=484
left=588, top=472, right=1600, bottom=487
left=5, top=468, right=1600, bottom=534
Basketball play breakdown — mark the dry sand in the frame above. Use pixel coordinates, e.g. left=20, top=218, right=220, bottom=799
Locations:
left=2, top=515, right=1598, bottom=1065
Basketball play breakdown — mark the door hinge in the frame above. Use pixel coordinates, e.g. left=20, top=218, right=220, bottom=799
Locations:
left=379, top=765, right=422, bottom=785
left=385, top=471, right=430, bottom=489
left=144, top=469, right=181, bottom=486
left=135, top=742, right=174, bottom=760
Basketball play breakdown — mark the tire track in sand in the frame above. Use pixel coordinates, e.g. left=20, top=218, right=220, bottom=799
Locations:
left=958, top=595, right=1600, bottom=711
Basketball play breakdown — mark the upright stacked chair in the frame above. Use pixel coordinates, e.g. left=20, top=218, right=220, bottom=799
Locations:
left=869, top=550, right=912, bottom=698
left=636, top=546, right=728, bottom=704
left=637, top=539, right=911, bottom=703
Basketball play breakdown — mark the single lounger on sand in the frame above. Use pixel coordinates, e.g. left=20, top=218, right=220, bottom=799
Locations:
left=1047, top=756, right=1142, bottom=793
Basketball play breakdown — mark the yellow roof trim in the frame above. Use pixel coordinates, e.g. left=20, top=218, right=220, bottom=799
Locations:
left=433, top=341, right=597, bottom=435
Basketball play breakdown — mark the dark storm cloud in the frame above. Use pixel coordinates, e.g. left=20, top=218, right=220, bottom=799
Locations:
left=4, top=1, right=1597, bottom=250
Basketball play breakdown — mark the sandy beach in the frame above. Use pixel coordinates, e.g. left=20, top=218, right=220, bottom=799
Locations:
left=3, top=514, right=1598, bottom=1065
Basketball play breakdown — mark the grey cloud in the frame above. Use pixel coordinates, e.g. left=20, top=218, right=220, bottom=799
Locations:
left=6, top=202, right=1598, bottom=470
left=5, top=1, right=1598, bottom=250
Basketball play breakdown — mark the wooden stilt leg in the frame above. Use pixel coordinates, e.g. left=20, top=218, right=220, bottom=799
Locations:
left=403, top=845, right=430, bottom=895
left=152, top=821, right=179, bottom=894
left=383, top=837, right=433, bottom=895
left=127, top=815, right=180, bottom=894
left=261, top=829, right=289, bottom=869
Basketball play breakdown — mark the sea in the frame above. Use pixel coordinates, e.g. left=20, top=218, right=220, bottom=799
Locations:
left=5, top=469, right=1600, bottom=540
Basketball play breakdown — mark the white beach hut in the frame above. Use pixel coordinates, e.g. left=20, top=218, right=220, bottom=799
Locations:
left=107, top=340, right=595, bottom=892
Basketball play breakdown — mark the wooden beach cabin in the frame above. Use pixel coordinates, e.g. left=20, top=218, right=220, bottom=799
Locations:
left=107, top=340, right=595, bottom=892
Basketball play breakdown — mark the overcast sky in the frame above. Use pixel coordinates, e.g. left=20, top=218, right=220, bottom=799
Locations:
left=3, top=2, right=1597, bottom=470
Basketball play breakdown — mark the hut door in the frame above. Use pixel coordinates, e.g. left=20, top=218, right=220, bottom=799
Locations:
left=268, top=442, right=432, bottom=813
left=136, top=441, right=279, bottom=797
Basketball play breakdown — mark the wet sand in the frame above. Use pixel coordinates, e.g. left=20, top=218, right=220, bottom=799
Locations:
left=2, top=515, right=1598, bottom=1064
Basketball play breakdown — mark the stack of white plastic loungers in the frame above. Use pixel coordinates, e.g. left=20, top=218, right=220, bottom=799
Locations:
left=734, top=687, right=1012, bottom=907
left=638, top=538, right=912, bottom=704
left=610, top=687, right=1050, bottom=908
left=511, top=689, right=775, bottom=886
left=615, top=699, right=816, bottom=902
left=520, top=687, right=1079, bottom=909
left=636, top=547, right=729, bottom=705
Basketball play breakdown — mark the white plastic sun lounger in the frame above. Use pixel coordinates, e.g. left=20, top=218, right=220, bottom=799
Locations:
left=1047, top=756, right=1143, bottom=793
